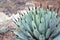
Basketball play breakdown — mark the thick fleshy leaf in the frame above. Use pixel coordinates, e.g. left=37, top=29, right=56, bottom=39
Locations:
left=33, top=29, right=40, bottom=39
left=39, top=7, right=45, bottom=17
left=50, top=24, right=60, bottom=38
left=39, top=34, right=45, bottom=40
left=32, top=21, right=37, bottom=30
left=46, top=28, right=51, bottom=39
left=14, top=30, right=29, bottom=40
left=21, top=20, right=32, bottom=33
left=39, top=23, right=45, bottom=34
left=44, top=14, right=49, bottom=29
left=14, top=7, right=60, bottom=40
left=36, top=14, right=40, bottom=28
left=53, top=35, right=60, bottom=40
left=52, top=11, right=57, bottom=19
left=24, top=14, right=33, bottom=31
left=49, top=19, right=57, bottom=30
left=16, top=21, right=26, bottom=31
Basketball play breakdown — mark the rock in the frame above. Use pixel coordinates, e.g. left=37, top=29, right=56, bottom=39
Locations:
left=0, top=12, right=9, bottom=24
left=0, top=19, right=18, bottom=33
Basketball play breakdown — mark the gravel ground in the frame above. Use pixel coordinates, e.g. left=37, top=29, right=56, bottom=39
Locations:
left=0, top=0, right=60, bottom=40
left=0, top=0, right=60, bottom=16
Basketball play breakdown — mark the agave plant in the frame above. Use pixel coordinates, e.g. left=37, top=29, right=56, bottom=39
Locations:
left=14, top=7, right=60, bottom=40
